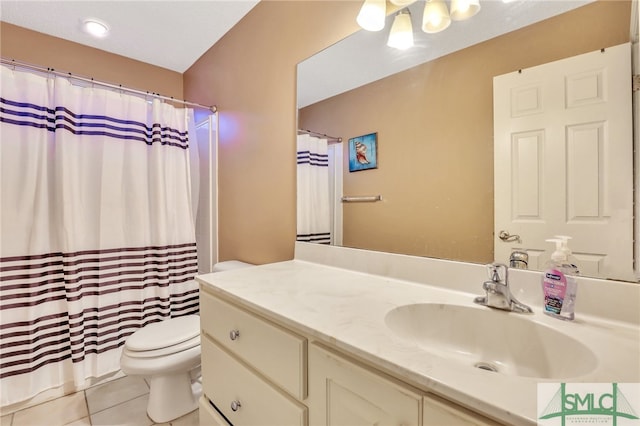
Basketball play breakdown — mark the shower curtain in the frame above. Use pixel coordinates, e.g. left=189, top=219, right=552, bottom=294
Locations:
left=0, top=65, right=200, bottom=406
left=296, top=134, right=331, bottom=244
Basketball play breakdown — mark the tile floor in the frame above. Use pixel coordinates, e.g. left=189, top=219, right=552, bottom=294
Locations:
left=0, top=375, right=199, bottom=426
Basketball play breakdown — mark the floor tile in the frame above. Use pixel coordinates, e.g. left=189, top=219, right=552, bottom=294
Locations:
left=64, top=417, right=90, bottom=426
left=169, top=409, right=199, bottom=426
left=90, top=394, right=153, bottom=426
left=12, top=392, right=87, bottom=426
left=1, top=414, right=12, bottom=426
left=87, top=370, right=126, bottom=389
left=86, top=375, right=149, bottom=414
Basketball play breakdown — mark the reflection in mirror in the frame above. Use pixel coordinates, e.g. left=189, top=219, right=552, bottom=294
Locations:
left=297, top=0, right=638, bottom=282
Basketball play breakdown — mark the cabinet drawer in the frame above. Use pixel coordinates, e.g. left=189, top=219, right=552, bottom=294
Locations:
left=200, top=288, right=307, bottom=399
left=202, top=336, right=308, bottom=426
left=199, top=396, right=230, bottom=426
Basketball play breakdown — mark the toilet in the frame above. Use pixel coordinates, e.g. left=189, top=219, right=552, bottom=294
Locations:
left=120, top=315, right=201, bottom=423
left=120, top=260, right=253, bottom=422
left=212, top=260, right=253, bottom=272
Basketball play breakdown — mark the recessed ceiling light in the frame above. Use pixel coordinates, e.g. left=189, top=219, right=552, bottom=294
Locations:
left=83, top=19, right=109, bottom=38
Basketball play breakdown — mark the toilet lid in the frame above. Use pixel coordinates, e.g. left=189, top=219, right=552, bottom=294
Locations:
left=126, top=315, right=200, bottom=352
left=124, top=334, right=200, bottom=358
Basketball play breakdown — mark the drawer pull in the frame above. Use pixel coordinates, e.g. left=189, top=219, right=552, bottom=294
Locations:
left=229, top=329, right=240, bottom=341
left=230, top=400, right=242, bottom=412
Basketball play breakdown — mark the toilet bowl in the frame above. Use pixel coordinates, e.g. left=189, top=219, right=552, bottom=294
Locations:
left=120, top=315, right=201, bottom=423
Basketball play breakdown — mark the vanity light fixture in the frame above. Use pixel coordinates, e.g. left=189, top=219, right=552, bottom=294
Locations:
left=358, top=0, right=481, bottom=47
left=387, top=9, right=414, bottom=50
left=390, top=0, right=418, bottom=5
left=449, top=0, right=481, bottom=21
left=422, top=0, right=451, bottom=33
left=356, top=0, right=387, bottom=32
left=82, top=19, right=109, bottom=38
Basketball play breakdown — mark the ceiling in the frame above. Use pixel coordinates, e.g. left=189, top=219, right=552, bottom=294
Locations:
left=0, top=1, right=259, bottom=73
left=0, top=0, right=624, bottom=106
left=297, top=0, right=595, bottom=107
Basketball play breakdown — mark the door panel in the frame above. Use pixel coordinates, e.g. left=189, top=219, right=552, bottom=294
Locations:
left=494, top=43, right=634, bottom=281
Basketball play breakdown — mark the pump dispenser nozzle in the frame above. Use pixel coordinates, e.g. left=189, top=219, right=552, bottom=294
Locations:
left=546, top=238, right=566, bottom=262
left=555, top=235, right=573, bottom=257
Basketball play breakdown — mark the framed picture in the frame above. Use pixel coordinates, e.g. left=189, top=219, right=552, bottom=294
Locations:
left=348, top=132, right=378, bottom=172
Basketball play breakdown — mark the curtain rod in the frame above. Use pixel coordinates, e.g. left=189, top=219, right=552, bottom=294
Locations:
left=1, top=57, right=217, bottom=113
left=297, top=128, right=342, bottom=143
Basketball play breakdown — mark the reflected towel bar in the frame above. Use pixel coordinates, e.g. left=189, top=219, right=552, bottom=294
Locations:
left=341, top=195, right=382, bottom=203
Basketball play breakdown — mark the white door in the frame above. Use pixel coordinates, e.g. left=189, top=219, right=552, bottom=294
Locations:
left=494, top=43, right=634, bottom=281
left=634, top=0, right=640, bottom=280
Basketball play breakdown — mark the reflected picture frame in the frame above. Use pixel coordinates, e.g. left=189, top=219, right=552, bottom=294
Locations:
left=348, top=132, right=378, bottom=172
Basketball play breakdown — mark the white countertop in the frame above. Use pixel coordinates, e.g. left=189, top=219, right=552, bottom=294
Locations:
left=197, top=249, right=640, bottom=425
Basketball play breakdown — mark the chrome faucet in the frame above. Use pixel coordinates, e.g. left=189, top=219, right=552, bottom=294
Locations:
left=473, top=263, right=533, bottom=313
left=509, top=250, right=529, bottom=270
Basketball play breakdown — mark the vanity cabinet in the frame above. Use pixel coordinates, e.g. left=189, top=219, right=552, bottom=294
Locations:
left=199, top=396, right=229, bottom=426
left=309, top=343, right=498, bottom=426
left=199, top=284, right=500, bottom=426
left=309, top=343, right=422, bottom=426
left=200, top=287, right=308, bottom=425
left=423, top=394, right=500, bottom=426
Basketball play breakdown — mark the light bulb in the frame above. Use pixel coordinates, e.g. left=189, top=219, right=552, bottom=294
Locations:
left=387, top=10, right=414, bottom=50
left=390, top=0, right=418, bottom=5
left=422, top=0, right=451, bottom=33
left=450, top=0, right=481, bottom=21
left=356, top=0, right=387, bottom=32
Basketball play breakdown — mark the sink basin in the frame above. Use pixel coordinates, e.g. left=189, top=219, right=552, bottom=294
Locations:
left=384, top=303, right=597, bottom=379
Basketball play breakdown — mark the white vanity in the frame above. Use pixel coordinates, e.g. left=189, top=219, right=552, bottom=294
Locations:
left=196, top=243, right=640, bottom=426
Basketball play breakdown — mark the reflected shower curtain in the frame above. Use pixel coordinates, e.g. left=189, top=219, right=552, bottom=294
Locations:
left=0, top=65, right=199, bottom=406
left=296, top=134, right=331, bottom=244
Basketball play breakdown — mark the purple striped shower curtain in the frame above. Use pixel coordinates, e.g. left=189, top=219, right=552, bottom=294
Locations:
left=0, top=65, right=199, bottom=406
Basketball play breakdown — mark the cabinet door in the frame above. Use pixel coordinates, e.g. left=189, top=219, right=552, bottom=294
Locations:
left=309, top=343, right=421, bottom=426
left=423, top=394, right=501, bottom=426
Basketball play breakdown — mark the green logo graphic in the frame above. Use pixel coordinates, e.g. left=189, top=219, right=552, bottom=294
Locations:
left=539, top=383, right=639, bottom=425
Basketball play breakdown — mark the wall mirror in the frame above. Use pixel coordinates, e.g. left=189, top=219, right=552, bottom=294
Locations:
left=296, top=0, right=639, bottom=282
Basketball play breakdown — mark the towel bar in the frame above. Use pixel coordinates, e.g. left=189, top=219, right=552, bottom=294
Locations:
left=341, top=195, right=382, bottom=203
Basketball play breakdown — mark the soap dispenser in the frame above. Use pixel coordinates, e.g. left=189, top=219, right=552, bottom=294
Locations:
left=541, top=237, right=579, bottom=321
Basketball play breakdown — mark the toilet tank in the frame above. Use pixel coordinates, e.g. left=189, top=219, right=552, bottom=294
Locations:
left=212, top=260, right=253, bottom=272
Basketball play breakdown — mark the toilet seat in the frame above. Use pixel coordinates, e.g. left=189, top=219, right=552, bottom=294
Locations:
left=125, top=315, right=200, bottom=356
left=124, top=334, right=200, bottom=358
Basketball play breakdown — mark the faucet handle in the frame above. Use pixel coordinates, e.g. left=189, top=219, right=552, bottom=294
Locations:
left=486, top=263, right=508, bottom=284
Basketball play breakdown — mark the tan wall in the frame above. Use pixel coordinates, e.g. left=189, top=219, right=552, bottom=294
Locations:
left=0, top=22, right=183, bottom=99
left=184, top=1, right=362, bottom=264
left=2, top=1, right=630, bottom=266
left=298, top=0, right=630, bottom=264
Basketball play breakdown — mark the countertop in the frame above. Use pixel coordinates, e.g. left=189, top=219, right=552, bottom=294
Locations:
left=196, top=258, right=640, bottom=425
